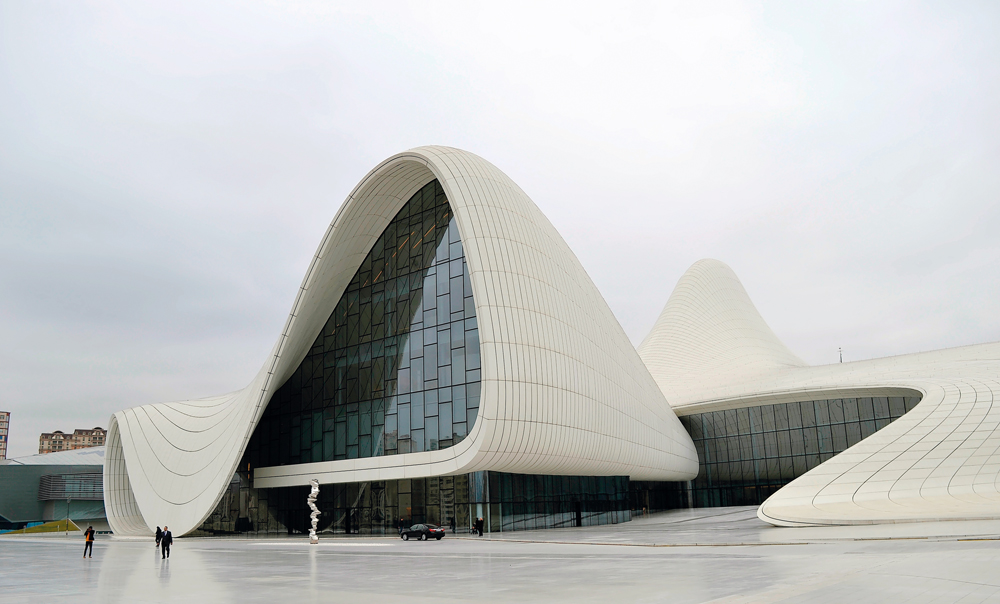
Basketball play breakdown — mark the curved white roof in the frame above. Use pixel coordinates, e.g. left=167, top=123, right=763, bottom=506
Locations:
left=637, top=258, right=806, bottom=403
left=3, top=446, right=105, bottom=466
left=640, top=259, right=1000, bottom=526
left=104, top=146, right=698, bottom=536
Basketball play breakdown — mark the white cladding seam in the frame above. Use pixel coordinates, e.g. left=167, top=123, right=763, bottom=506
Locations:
left=639, top=259, right=1000, bottom=526
left=104, top=146, right=698, bottom=536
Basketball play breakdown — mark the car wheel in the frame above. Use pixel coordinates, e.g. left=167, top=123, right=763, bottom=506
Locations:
left=436, top=536, right=443, bottom=540
left=403, top=534, right=409, bottom=540
left=420, top=533, right=427, bottom=541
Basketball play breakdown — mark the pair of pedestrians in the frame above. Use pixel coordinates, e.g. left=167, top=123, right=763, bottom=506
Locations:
left=154, top=526, right=173, bottom=559
left=81, top=525, right=174, bottom=560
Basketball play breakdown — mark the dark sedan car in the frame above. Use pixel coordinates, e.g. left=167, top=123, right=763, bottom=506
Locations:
left=400, top=524, right=445, bottom=541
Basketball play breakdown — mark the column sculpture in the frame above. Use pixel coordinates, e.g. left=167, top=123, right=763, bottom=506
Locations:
left=307, top=479, right=320, bottom=544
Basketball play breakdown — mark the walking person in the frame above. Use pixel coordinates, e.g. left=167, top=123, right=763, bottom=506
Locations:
left=83, top=525, right=95, bottom=558
left=160, top=526, right=172, bottom=559
left=155, top=526, right=163, bottom=548
left=398, top=517, right=406, bottom=535
left=475, top=517, right=484, bottom=537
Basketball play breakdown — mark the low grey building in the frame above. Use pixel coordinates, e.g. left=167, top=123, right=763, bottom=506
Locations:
left=0, top=447, right=106, bottom=532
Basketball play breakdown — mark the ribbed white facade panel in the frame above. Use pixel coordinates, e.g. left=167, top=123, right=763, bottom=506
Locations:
left=637, top=259, right=807, bottom=403
left=639, top=258, right=1000, bottom=526
left=104, top=147, right=698, bottom=536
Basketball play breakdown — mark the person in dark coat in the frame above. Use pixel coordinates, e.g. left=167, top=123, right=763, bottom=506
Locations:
left=475, top=517, right=484, bottom=536
left=155, top=526, right=163, bottom=548
left=83, top=525, right=95, bottom=558
left=160, top=526, right=173, bottom=559
left=449, top=516, right=456, bottom=534
left=398, top=517, right=406, bottom=535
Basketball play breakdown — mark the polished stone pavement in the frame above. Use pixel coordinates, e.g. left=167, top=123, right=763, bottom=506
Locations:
left=4, top=507, right=1000, bottom=603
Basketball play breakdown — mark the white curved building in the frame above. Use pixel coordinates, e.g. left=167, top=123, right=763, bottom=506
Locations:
left=104, top=147, right=698, bottom=537
left=104, top=148, right=999, bottom=536
left=639, top=259, right=1000, bottom=526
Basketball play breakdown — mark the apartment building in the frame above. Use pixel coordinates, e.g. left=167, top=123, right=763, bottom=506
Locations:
left=39, top=427, right=106, bottom=454
left=0, top=411, right=9, bottom=460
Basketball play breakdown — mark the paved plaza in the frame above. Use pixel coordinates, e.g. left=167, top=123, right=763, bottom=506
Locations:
left=4, top=507, right=1000, bottom=603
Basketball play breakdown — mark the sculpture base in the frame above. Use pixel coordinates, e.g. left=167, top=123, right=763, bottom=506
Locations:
left=309, top=536, right=318, bottom=544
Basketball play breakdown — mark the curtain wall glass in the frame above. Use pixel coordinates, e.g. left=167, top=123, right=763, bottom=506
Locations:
left=680, top=396, right=921, bottom=507
left=245, top=179, right=481, bottom=470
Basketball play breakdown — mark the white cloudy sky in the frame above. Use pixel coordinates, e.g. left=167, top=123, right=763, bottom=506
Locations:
left=1, top=1, right=998, bottom=458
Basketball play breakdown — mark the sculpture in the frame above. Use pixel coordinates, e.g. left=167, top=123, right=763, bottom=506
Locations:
left=307, top=479, right=320, bottom=544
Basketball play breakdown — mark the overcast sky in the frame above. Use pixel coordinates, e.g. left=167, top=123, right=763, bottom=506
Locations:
left=1, top=1, right=998, bottom=458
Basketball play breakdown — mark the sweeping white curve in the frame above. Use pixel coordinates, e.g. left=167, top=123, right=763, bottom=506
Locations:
left=104, top=146, right=699, bottom=536
left=639, top=259, right=1000, bottom=526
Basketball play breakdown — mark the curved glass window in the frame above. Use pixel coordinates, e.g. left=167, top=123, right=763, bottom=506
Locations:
left=195, top=470, right=631, bottom=536
left=679, top=395, right=921, bottom=507
left=246, top=179, right=481, bottom=468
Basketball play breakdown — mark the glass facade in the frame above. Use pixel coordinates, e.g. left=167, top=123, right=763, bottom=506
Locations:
left=490, top=473, right=630, bottom=532
left=245, top=178, right=481, bottom=469
left=194, top=472, right=630, bottom=536
left=191, top=179, right=632, bottom=537
left=680, top=395, right=921, bottom=507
